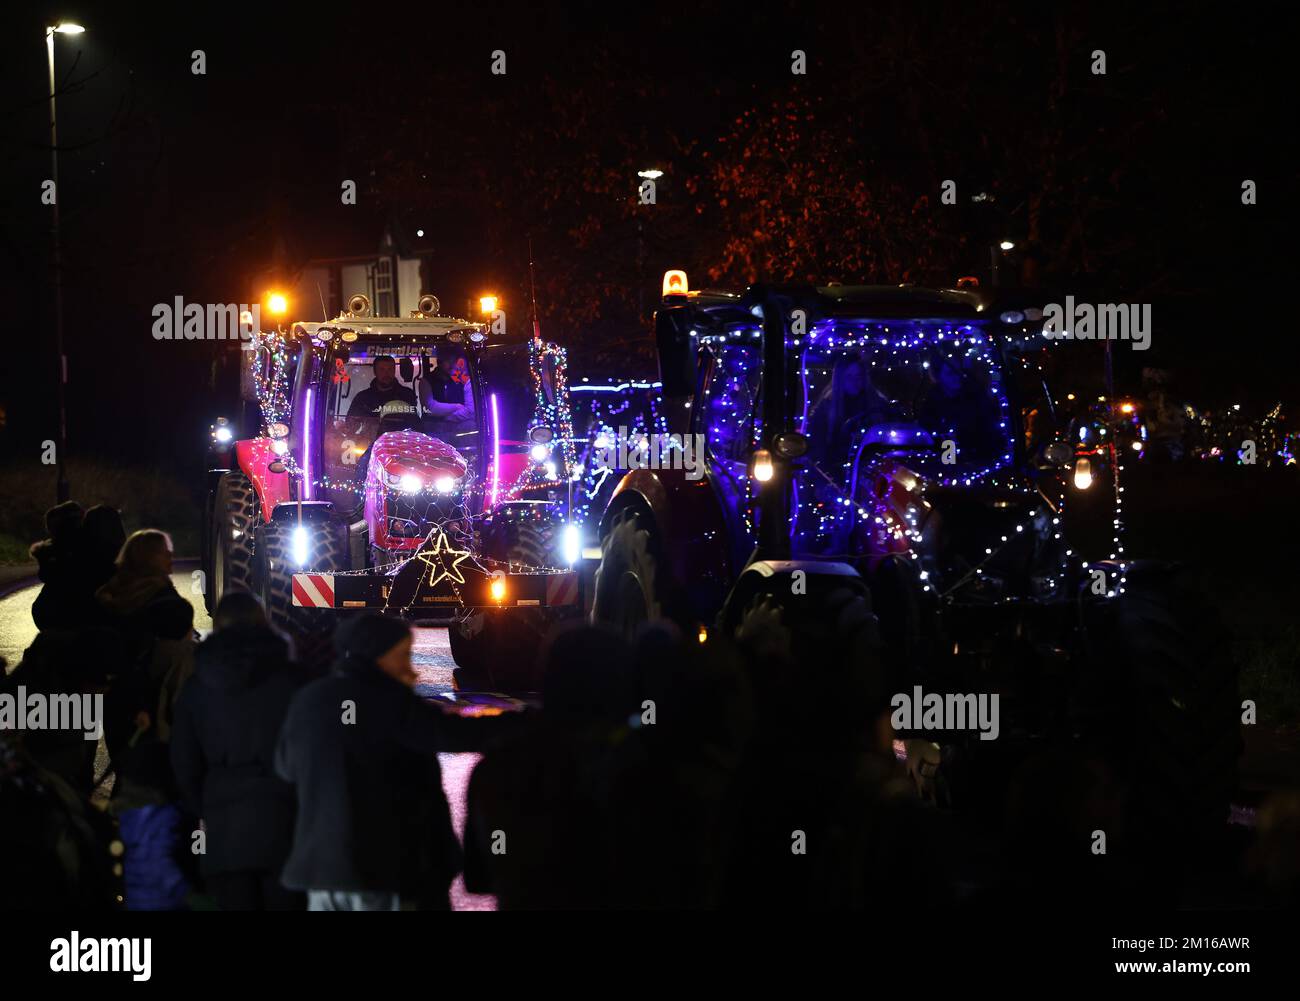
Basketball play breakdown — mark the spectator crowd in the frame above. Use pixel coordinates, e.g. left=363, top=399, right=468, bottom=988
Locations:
left=2, top=500, right=1297, bottom=911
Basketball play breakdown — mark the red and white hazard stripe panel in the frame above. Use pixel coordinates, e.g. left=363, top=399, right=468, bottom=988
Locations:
left=545, top=572, right=580, bottom=607
left=292, top=573, right=336, bottom=608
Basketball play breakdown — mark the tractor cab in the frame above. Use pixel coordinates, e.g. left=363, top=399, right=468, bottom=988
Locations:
left=284, top=296, right=491, bottom=562
left=210, top=290, right=589, bottom=684
left=594, top=274, right=1100, bottom=633
left=655, top=280, right=1027, bottom=569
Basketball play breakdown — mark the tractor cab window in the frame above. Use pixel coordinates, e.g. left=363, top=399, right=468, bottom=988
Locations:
left=476, top=340, right=571, bottom=496
left=698, top=339, right=763, bottom=515
left=418, top=342, right=477, bottom=444
left=322, top=348, right=424, bottom=488
left=800, top=324, right=1014, bottom=492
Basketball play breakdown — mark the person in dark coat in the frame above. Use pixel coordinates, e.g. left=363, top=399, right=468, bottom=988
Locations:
left=29, top=501, right=86, bottom=633
left=0, top=630, right=104, bottom=799
left=274, top=614, right=461, bottom=911
left=95, top=530, right=195, bottom=760
left=170, top=593, right=312, bottom=910
left=0, top=731, right=118, bottom=910
left=81, top=505, right=126, bottom=595
left=463, top=625, right=638, bottom=909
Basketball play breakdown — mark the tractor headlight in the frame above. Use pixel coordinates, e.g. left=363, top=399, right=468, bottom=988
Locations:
left=291, top=525, right=310, bottom=566
left=434, top=475, right=457, bottom=494
left=530, top=442, right=551, bottom=463
left=561, top=523, right=581, bottom=566
left=399, top=472, right=424, bottom=494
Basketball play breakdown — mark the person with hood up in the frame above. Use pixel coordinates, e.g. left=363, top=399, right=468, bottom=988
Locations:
left=275, top=614, right=462, bottom=911
left=81, top=505, right=127, bottom=595
left=170, top=592, right=313, bottom=910
left=29, top=500, right=86, bottom=633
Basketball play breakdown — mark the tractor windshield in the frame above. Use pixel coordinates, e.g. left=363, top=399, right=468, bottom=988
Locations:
left=320, top=340, right=481, bottom=493
left=790, top=321, right=1014, bottom=556
left=799, top=321, right=1014, bottom=485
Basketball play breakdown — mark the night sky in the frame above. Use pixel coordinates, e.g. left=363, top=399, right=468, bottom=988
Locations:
left=1, top=3, right=1293, bottom=475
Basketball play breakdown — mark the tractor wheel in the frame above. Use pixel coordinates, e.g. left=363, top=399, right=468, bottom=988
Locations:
left=449, top=606, right=557, bottom=693
left=447, top=516, right=559, bottom=691
left=591, top=509, right=663, bottom=639
left=1079, top=566, right=1240, bottom=855
left=253, top=518, right=348, bottom=671
left=209, top=472, right=258, bottom=611
left=449, top=612, right=491, bottom=687
left=503, top=520, right=550, bottom=570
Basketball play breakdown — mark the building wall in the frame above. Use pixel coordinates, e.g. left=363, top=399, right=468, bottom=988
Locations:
left=289, top=265, right=333, bottom=321
left=253, top=253, right=429, bottom=323
left=398, top=258, right=423, bottom=314
left=340, top=264, right=370, bottom=311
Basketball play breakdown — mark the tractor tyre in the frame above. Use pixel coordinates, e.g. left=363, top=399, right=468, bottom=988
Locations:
left=254, top=517, right=348, bottom=672
left=209, top=472, right=258, bottom=612
left=1079, top=565, right=1241, bottom=856
left=590, top=508, right=664, bottom=640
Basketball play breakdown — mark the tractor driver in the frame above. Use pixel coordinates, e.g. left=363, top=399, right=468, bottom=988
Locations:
left=806, top=355, right=889, bottom=477
left=347, top=356, right=418, bottom=418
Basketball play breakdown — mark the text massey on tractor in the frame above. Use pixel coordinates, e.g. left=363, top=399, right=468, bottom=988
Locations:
left=590, top=272, right=1239, bottom=857
left=202, top=292, right=586, bottom=687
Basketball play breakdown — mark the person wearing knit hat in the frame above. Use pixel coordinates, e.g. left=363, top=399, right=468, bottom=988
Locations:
left=275, top=614, right=460, bottom=909
left=334, top=614, right=416, bottom=685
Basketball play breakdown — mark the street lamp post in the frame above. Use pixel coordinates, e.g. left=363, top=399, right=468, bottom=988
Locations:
left=991, top=240, right=1015, bottom=288
left=635, top=169, right=663, bottom=320
left=46, top=22, right=83, bottom=503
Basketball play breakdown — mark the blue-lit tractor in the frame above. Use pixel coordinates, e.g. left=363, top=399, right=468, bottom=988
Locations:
left=590, top=275, right=1239, bottom=853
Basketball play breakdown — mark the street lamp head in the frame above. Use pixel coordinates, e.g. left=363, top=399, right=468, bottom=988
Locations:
left=999, top=240, right=1016, bottom=251
left=52, top=23, right=85, bottom=33
left=637, top=169, right=664, bottom=180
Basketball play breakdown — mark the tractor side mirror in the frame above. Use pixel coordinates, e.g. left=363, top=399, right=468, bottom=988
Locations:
left=655, top=305, right=697, bottom=401
left=1041, top=441, right=1074, bottom=467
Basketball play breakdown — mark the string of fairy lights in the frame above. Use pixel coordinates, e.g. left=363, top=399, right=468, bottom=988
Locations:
left=694, top=317, right=1126, bottom=601
left=246, top=328, right=613, bottom=616
left=249, top=311, right=1131, bottom=612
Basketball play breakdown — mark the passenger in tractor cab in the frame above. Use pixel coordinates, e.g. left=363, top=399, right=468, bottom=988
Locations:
left=419, top=343, right=473, bottom=429
left=917, top=352, right=1002, bottom=465
left=347, top=356, right=418, bottom=418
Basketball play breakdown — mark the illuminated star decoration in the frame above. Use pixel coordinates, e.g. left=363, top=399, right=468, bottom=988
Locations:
left=415, top=529, right=472, bottom=589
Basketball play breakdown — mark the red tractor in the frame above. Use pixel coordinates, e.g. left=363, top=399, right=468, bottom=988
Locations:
left=202, top=292, right=584, bottom=684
